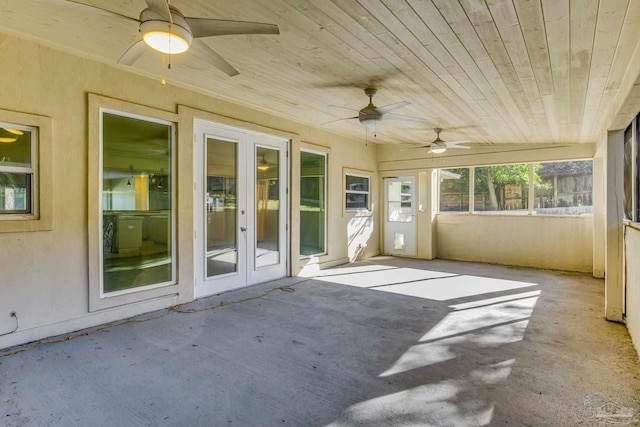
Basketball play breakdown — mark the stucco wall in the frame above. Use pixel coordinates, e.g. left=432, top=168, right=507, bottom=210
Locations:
left=624, top=225, right=640, bottom=355
left=436, top=214, right=593, bottom=272
left=0, top=34, right=378, bottom=349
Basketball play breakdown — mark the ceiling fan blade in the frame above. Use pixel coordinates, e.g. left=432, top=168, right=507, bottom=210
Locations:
left=400, top=144, right=431, bottom=151
left=36, top=0, right=138, bottom=22
left=383, top=113, right=426, bottom=122
left=118, top=40, right=147, bottom=65
left=443, top=140, right=473, bottom=148
left=376, top=101, right=410, bottom=115
left=196, top=40, right=239, bottom=77
left=186, top=18, right=280, bottom=38
left=328, top=105, right=359, bottom=113
left=145, top=0, right=173, bottom=23
left=321, top=116, right=359, bottom=125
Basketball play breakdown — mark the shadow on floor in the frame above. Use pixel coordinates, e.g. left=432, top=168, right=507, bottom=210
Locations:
left=1, top=257, right=639, bottom=426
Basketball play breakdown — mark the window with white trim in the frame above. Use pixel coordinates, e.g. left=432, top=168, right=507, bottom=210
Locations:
left=345, top=173, right=370, bottom=211
left=0, top=122, right=37, bottom=216
left=101, top=110, right=175, bottom=295
left=300, top=150, right=327, bottom=256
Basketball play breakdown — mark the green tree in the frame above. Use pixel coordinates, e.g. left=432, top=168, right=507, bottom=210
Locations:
left=442, top=164, right=547, bottom=210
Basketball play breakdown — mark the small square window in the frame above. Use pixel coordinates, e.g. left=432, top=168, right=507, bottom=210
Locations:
left=345, top=173, right=370, bottom=211
left=0, top=123, right=37, bottom=217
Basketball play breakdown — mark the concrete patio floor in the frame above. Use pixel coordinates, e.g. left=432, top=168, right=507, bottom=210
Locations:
left=1, top=257, right=639, bottom=426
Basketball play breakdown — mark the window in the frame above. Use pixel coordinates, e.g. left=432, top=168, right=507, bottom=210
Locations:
left=475, top=165, right=529, bottom=213
left=345, top=173, right=370, bottom=211
left=534, top=161, right=593, bottom=215
left=439, top=161, right=593, bottom=216
left=101, top=110, right=174, bottom=294
left=439, top=168, right=469, bottom=212
left=300, top=150, right=326, bottom=256
left=0, top=122, right=37, bottom=216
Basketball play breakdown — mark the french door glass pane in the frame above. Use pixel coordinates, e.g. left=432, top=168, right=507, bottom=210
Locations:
left=256, top=146, right=279, bottom=267
left=206, top=138, right=238, bottom=277
left=102, top=112, right=172, bottom=293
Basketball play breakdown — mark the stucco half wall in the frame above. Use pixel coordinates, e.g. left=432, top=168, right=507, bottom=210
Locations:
left=436, top=214, right=593, bottom=273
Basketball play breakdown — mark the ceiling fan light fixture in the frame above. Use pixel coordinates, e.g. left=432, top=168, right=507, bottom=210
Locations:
left=140, top=10, right=193, bottom=55
left=359, top=116, right=379, bottom=134
left=142, top=29, right=191, bottom=54
left=430, top=143, right=446, bottom=154
left=257, top=165, right=270, bottom=171
left=3, top=128, right=24, bottom=136
left=0, top=137, right=17, bottom=143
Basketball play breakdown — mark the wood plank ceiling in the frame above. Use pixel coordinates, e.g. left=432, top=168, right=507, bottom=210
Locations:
left=1, top=0, right=639, bottom=146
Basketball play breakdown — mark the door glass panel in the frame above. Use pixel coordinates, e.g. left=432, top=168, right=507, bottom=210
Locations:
left=206, top=137, right=238, bottom=277
left=256, top=146, right=279, bottom=267
left=102, top=112, right=173, bottom=293
left=388, top=180, right=413, bottom=222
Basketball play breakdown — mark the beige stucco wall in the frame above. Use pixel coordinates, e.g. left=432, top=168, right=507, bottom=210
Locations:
left=436, top=214, right=593, bottom=272
left=624, top=225, right=640, bottom=355
left=0, top=34, right=378, bottom=349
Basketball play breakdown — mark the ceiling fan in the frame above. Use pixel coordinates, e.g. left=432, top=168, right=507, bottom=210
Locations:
left=324, top=88, right=425, bottom=136
left=44, top=0, right=280, bottom=77
left=410, top=128, right=472, bottom=154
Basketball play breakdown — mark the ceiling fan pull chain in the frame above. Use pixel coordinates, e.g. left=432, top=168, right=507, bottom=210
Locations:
left=161, top=54, right=167, bottom=86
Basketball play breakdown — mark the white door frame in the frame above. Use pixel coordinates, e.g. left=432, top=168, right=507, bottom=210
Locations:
left=194, top=120, right=288, bottom=298
left=383, top=176, right=417, bottom=257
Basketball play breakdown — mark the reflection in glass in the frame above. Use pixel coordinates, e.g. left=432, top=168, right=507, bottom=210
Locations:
left=345, top=174, right=370, bottom=210
left=102, top=112, right=172, bottom=293
left=256, top=146, right=280, bottom=267
left=206, top=138, right=238, bottom=277
left=387, top=180, right=412, bottom=222
left=300, top=151, right=326, bottom=256
left=0, top=127, right=31, bottom=167
left=0, top=126, right=33, bottom=213
left=0, top=173, right=30, bottom=213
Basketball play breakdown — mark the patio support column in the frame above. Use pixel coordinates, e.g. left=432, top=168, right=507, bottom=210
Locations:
left=417, top=170, right=436, bottom=259
left=605, top=129, right=624, bottom=322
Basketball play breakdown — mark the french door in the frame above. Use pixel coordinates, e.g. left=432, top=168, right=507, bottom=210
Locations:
left=383, top=176, right=417, bottom=257
left=194, top=120, right=288, bottom=297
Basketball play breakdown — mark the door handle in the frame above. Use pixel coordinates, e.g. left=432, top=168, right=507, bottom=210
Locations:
left=240, top=227, right=247, bottom=232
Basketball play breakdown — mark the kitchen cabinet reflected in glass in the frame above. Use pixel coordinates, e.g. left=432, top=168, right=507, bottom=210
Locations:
left=101, top=112, right=174, bottom=294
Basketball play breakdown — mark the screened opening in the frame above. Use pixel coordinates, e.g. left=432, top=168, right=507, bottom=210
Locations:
left=474, top=165, right=529, bottom=213
left=439, top=168, right=469, bottom=212
left=534, top=160, right=593, bottom=215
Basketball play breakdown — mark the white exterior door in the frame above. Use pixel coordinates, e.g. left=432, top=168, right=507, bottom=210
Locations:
left=383, top=176, right=417, bottom=257
left=194, top=120, right=288, bottom=298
